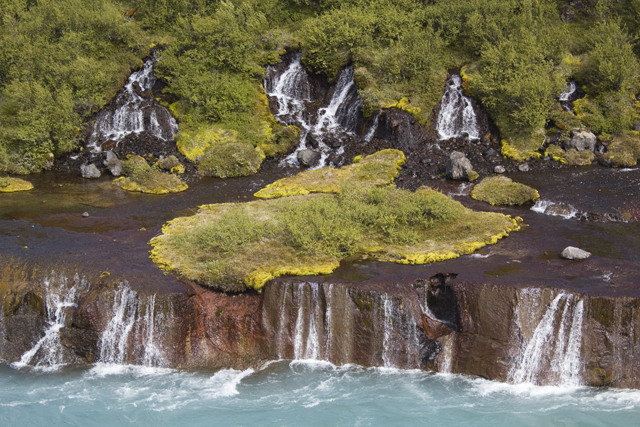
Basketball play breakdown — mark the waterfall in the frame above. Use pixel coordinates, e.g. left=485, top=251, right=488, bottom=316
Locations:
left=381, top=294, right=394, bottom=368
left=363, top=113, right=379, bottom=143
left=436, top=75, right=479, bottom=141
left=14, top=273, right=89, bottom=370
left=87, top=55, right=179, bottom=153
left=292, top=283, right=321, bottom=360
left=559, top=81, right=576, bottom=102
left=98, top=282, right=168, bottom=367
left=264, top=54, right=362, bottom=168
left=511, top=293, right=585, bottom=386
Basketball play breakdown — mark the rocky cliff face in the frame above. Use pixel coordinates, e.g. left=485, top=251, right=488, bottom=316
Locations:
left=2, top=263, right=639, bottom=388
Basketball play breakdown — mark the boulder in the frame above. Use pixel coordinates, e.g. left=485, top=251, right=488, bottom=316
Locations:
left=104, top=151, right=124, bottom=177
left=563, top=129, right=596, bottom=152
left=445, top=151, right=473, bottom=180
left=518, top=163, right=530, bottom=172
left=297, top=149, right=321, bottom=168
left=561, top=246, right=591, bottom=260
left=80, top=163, right=101, bottom=179
left=494, top=165, right=506, bottom=174
left=634, top=120, right=640, bottom=132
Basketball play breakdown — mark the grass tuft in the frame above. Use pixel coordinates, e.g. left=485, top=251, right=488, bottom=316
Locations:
left=471, top=176, right=539, bottom=206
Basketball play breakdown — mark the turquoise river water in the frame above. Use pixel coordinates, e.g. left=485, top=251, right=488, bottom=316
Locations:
left=1, top=361, right=639, bottom=426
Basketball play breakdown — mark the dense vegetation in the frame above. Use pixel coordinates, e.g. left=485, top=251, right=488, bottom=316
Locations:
left=1, top=0, right=639, bottom=173
left=150, top=151, right=519, bottom=292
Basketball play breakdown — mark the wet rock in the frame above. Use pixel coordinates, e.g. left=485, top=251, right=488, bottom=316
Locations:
left=484, top=148, right=499, bottom=158
left=518, top=163, right=530, bottom=172
left=564, top=129, right=596, bottom=152
left=80, top=163, right=101, bottom=179
left=82, top=212, right=90, bottom=218
left=494, top=165, right=506, bottom=174
left=297, top=149, right=321, bottom=168
left=104, top=151, right=124, bottom=177
left=446, top=151, right=473, bottom=180
left=561, top=246, right=591, bottom=260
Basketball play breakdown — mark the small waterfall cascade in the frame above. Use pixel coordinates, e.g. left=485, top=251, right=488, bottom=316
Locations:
left=379, top=293, right=421, bottom=369
left=98, top=282, right=170, bottom=367
left=531, top=199, right=580, bottom=220
left=436, top=74, right=479, bottom=141
left=559, top=81, right=577, bottom=102
left=87, top=55, right=179, bottom=153
left=291, top=282, right=322, bottom=360
left=510, top=292, right=585, bottom=386
left=264, top=54, right=366, bottom=168
left=14, top=273, right=89, bottom=370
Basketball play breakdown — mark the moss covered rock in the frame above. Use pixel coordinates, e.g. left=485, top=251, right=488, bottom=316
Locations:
left=602, top=137, right=640, bottom=168
left=114, top=156, right=188, bottom=194
left=471, top=176, right=539, bottom=206
left=0, top=177, right=34, bottom=193
left=255, top=149, right=406, bottom=199
left=197, top=142, right=263, bottom=178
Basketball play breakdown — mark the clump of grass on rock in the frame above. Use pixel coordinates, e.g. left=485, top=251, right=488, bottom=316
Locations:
left=0, top=177, right=33, bottom=193
left=114, top=155, right=187, bottom=194
left=150, top=150, right=521, bottom=293
left=471, top=176, right=539, bottom=206
left=197, top=142, right=263, bottom=178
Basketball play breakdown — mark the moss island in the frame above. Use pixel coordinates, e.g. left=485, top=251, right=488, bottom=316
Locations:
left=113, top=156, right=188, bottom=194
left=0, top=177, right=34, bottom=193
left=471, top=176, right=539, bottom=206
left=150, top=150, right=521, bottom=293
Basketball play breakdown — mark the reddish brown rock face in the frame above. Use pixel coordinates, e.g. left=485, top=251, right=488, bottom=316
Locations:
left=2, top=266, right=640, bottom=389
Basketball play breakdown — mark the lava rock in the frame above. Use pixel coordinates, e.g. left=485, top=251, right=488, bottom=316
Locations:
left=445, top=151, right=473, bottom=180
left=80, top=163, right=101, bottom=179
left=561, top=246, right=591, bottom=260
left=494, top=165, right=506, bottom=174
left=564, top=129, right=596, bottom=152
left=297, top=149, right=321, bottom=168
left=518, top=163, right=530, bottom=172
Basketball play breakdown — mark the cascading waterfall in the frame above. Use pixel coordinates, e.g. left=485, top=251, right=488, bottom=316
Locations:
left=264, top=54, right=367, bottom=168
left=14, top=273, right=89, bottom=370
left=87, top=55, right=179, bottom=153
left=381, top=295, right=394, bottom=368
left=436, top=75, right=479, bottom=141
left=559, top=81, right=577, bottom=102
left=98, top=282, right=168, bottom=367
left=510, top=293, right=585, bottom=386
left=292, top=283, right=321, bottom=360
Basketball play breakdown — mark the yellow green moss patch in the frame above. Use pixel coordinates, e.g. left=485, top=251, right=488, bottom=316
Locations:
left=150, top=183, right=520, bottom=293
left=471, top=176, right=539, bottom=206
left=0, top=177, right=34, bottom=193
left=254, top=149, right=406, bottom=199
left=501, top=137, right=543, bottom=162
left=114, top=155, right=188, bottom=194
left=545, top=145, right=594, bottom=166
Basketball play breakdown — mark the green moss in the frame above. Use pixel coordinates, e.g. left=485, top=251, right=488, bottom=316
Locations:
left=563, top=148, right=595, bottom=166
left=176, top=127, right=238, bottom=162
left=114, top=156, right=188, bottom=194
left=254, top=149, right=405, bottom=199
left=0, top=177, right=34, bottom=193
left=501, top=137, right=544, bottom=162
left=545, top=145, right=568, bottom=164
left=197, top=142, right=263, bottom=178
left=467, top=170, right=479, bottom=182
left=602, top=137, right=640, bottom=167
left=151, top=177, right=521, bottom=293
left=155, top=156, right=184, bottom=174
left=471, top=176, right=540, bottom=206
